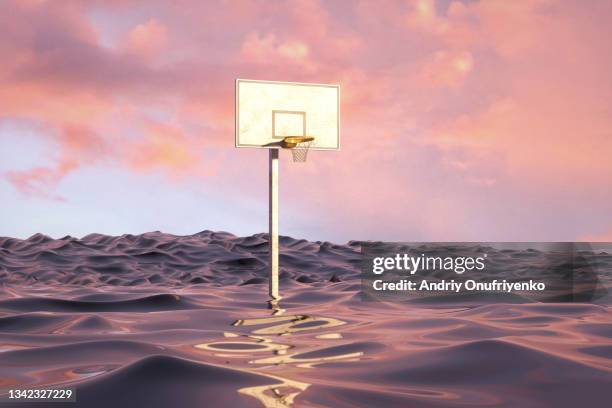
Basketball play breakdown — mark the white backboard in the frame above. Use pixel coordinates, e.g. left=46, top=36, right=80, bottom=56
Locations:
left=235, top=79, right=340, bottom=150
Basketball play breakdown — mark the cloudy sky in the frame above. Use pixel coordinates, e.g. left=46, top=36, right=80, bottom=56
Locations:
left=1, top=0, right=610, bottom=242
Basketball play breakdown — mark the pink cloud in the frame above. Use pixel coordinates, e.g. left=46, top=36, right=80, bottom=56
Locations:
left=0, top=0, right=611, bottom=240
left=419, top=50, right=474, bottom=87
left=6, top=124, right=106, bottom=199
left=123, top=18, right=168, bottom=59
left=124, top=120, right=213, bottom=178
left=240, top=32, right=310, bottom=65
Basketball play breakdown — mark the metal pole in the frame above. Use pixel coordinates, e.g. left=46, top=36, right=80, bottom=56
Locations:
left=268, top=148, right=280, bottom=299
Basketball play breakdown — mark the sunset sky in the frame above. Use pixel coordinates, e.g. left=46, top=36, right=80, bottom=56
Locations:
left=1, top=0, right=611, bottom=242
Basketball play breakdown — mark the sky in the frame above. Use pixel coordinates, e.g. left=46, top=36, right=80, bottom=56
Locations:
left=0, top=0, right=611, bottom=243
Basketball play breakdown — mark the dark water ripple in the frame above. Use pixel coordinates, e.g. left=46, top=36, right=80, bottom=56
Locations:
left=0, top=232, right=611, bottom=407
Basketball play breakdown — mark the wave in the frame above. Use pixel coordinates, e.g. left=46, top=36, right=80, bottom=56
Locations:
left=0, top=231, right=611, bottom=407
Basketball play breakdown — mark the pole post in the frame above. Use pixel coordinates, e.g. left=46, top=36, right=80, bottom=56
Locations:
left=268, top=148, right=280, bottom=299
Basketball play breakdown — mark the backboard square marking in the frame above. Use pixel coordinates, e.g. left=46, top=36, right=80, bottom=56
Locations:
left=272, top=110, right=305, bottom=139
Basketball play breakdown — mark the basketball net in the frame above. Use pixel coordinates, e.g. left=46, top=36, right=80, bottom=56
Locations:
left=291, top=140, right=313, bottom=162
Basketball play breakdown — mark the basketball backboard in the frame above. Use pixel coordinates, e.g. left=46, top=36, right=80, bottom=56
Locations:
left=235, top=79, right=340, bottom=150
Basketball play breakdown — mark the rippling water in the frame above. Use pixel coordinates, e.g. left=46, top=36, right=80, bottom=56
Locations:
left=0, top=232, right=611, bottom=407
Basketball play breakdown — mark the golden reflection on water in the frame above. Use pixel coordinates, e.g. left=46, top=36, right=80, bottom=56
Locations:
left=195, top=341, right=290, bottom=354
left=194, top=300, right=362, bottom=407
left=237, top=374, right=310, bottom=408
left=234, top=315, right=346, bottom=336
left=268, top=298, right=285, bottom=316
left=250, top=350, right=363, bottom=368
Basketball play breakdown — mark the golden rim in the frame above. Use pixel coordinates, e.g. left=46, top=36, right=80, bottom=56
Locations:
left=281, top=136, right=315, bottom=148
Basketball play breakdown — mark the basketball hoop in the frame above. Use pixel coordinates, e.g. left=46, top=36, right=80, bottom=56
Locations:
left=282, top=136, right=314, bottom=162
left=235, top=79, right=340, bottom=300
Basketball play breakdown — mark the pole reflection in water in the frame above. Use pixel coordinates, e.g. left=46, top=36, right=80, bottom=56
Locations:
left=193, top=299, right=363, bottom=407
